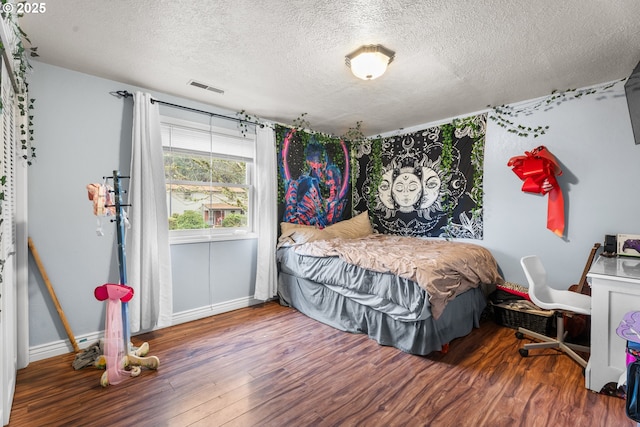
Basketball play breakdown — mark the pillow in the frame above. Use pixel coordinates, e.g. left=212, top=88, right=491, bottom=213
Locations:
left=277, top=222, right=327, bottom=248
left=277, top=211, right=373, bottom=248
left=324, top=211, right=373, bottom=239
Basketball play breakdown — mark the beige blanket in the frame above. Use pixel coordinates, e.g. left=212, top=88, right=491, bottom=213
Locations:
left=294, top=234, right=504, bottom=319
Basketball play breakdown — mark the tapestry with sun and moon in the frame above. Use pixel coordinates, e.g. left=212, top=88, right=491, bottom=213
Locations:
left=352, top=114, right=487, bottom=239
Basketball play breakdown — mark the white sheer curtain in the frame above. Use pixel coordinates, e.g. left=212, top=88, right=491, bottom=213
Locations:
left=253, top=125, right=278, bottom=300
left=126, top=91, right=173, bottom=332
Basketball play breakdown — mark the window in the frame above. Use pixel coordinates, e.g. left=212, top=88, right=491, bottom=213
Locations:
left=161, top=116, right=255, bottom=241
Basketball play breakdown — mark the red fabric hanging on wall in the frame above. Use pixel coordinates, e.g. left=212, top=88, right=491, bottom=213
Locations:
left=507, top=146, right=565, bottom=237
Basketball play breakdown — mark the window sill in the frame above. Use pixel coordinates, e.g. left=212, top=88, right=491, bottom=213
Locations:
left=169, top=231, right=258, bottom=245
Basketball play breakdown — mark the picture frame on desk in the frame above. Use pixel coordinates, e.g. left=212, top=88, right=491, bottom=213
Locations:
left=617, top=234, right=640, bottom=257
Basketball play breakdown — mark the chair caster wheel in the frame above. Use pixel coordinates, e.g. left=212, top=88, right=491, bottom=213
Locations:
left=519, top=348, right=529, bottom=357
left=515, top=331, right=524, bottom=340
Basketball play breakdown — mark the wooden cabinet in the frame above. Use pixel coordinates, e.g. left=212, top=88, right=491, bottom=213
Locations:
left=586, top=256, right=640, bottom=392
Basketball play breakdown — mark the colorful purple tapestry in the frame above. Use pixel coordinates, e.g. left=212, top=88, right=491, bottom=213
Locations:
left=352, top=114, right=486, bottom=239
left=276, top=126, right=352, bottom=227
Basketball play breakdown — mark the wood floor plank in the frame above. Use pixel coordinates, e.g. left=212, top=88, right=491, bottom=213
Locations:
left=8, top=301, right=634, bottom=426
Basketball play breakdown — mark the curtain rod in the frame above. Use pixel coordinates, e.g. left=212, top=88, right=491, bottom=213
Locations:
left=112, top=90, right=264, bottom=128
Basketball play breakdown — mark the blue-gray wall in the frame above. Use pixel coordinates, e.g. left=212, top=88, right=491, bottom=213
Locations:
left=379, top=81, right=640, bottom=290
left=27, top=61, right=257, bottom=358
left=483, top=83, right=639, bottom=288
left=26, top=61, right=640, bottom=359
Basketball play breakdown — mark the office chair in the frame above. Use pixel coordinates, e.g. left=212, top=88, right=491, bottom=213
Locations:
left=516, top=255, right=591, bottom=368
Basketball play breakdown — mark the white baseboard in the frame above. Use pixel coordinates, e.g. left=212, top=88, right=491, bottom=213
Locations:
left=28, top=296, right=264, bottom=363
left=170, top=296, right=263, bottom=326
left=28, top=333, right=98, bottom=363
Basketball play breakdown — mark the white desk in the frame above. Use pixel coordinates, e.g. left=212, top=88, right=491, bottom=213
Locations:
left=586, top=255, right=640, bottom=392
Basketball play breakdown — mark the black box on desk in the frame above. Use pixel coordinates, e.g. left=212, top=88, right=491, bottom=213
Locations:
left=491, top=300, right=555, bottom=336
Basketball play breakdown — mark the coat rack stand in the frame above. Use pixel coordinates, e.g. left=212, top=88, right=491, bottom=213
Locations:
left=98, top=170, right=159, bottom=387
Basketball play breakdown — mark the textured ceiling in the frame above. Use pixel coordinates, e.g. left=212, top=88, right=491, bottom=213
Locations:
left=18, top=0, right=640, bottom=136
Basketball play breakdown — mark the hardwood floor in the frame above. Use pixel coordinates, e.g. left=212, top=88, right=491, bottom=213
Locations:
left=8, top=302, right=633, bottom=426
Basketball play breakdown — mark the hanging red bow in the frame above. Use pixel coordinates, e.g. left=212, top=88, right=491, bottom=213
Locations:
left=507, top=146, right=565, bottom=237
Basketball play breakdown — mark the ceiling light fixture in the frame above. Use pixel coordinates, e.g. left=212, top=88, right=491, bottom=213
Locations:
left=345, top=44, right=395, bottom=80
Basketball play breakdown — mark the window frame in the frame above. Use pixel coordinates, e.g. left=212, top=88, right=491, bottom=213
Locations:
left=160, top=115, right=257, bottom=244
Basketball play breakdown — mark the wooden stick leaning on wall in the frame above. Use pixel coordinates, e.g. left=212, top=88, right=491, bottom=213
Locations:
left=28, top=237, right=80, bottom=353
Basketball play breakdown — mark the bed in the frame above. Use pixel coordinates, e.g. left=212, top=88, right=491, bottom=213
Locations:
left=276, top=212, right=504, bottom=356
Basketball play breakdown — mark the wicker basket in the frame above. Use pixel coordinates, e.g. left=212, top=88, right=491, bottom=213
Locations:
left=491, top=300, right=555, bottom=336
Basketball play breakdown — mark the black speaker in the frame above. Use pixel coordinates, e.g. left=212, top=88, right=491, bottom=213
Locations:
left=604, top=234, right=617, bottom=254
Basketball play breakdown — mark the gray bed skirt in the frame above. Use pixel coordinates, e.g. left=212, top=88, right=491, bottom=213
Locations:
left=278, top=271, right=487, bottom=356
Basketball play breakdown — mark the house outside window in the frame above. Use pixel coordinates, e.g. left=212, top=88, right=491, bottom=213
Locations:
left=161, top=116, right=255, bottom=242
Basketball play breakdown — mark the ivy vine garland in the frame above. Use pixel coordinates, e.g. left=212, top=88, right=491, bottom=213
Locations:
left=452, top=115, right=485, bottom=220
left=18, top=95, right=35, bottom=165
left=439, top=123, right=455, bottom=233
left=489, top=79, right=623, bottom=138
left=1, top=3, right=38, bottom=164
left=468, top=122, right=485, bottom=219
left=367, top=136, right=383, bottom=211
left=238, top=79, right=622, bottom=233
